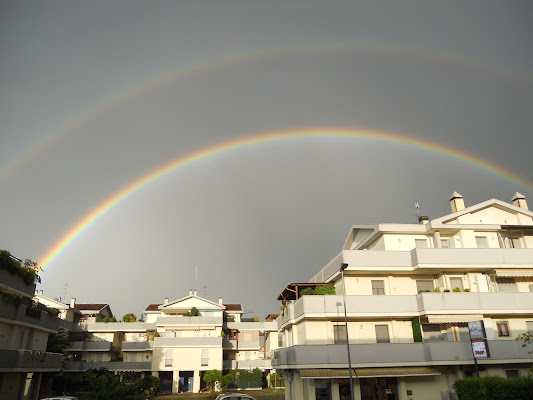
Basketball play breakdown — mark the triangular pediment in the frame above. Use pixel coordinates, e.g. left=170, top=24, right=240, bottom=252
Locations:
left=159, top=295, right=224, bottom=311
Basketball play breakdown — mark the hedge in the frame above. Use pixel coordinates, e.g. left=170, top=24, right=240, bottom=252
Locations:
left=453, top=376, right=533, bottom=400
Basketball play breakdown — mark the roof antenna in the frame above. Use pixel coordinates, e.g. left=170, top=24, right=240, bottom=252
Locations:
left=415, top=202, right=421, bottom=218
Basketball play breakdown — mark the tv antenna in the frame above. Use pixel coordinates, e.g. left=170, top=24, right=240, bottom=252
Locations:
left=414, top=203, right=421, bottom=218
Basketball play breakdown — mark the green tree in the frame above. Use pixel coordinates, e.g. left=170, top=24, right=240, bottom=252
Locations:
left=122, top=313, right=137, bottom=322
left=203, top=369, right=222, bottom=393
left=516, top=332, right=533, bottom=354
left=220, top=374, right=233, bottom=393
left=85, top=370, right=135, bottom=400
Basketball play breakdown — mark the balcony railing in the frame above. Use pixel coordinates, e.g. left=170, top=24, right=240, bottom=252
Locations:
left=69, top=341, right=112, bottom=352
left=156, top=316, right=223, bottom=325
left=272, top=340, right=533, bottom=368
left=121, top=341, right=154, bottom=351
left=73, top=322, right=156, bottom=332
left=65, top=360, right=152, bottom=371
left=0, top=349, right=63, bottom=371
left=154, top=336, right=222, bottom=347
left=0, top=268, right=36, bottom=296
left=0, top=298, right=61, bottom=331
left=223, top=339, right=259, bottom=350
left=279, top=292, right=533, bottom=326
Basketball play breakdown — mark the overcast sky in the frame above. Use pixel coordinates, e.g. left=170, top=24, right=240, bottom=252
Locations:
left=1, top=1, right=532, bottom=319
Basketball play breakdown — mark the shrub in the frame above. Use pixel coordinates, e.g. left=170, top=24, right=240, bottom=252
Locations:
left=269, top=371, right=284, bottom=387
left=453, top=287, right=462, bottom=292
left=203, top=369, right=222, bottom=393
left=315, top=285, right=336, bottom=295
left=183, top=306, right=199, bottom=316
left=433, top=288, right=441, bottom=292
left=0, top=250, right=39, bottom=285
left=453, top=376, right=533, bottom=400
left=299, top=288, right=315, bottom=296
left=411, top=317, right=422, bottom=342
left=0, top=285, right=24, bottom=305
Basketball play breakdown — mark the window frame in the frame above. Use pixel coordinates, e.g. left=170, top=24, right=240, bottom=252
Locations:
left=496, top=321, right=510, bottom=337
left=371, top=280, right=385, bottom=295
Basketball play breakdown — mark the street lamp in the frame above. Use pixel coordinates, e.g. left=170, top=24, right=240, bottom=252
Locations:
left=340, top=263, right=354, bottom=400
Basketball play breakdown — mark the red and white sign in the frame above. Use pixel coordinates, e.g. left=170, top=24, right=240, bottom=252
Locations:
left=472, top=340, right=489, bottom=358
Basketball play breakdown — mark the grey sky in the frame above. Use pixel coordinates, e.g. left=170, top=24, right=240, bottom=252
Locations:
left=1, top=1, right=532, bottom=319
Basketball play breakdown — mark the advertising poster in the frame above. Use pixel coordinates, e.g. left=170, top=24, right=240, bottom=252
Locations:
left=468, top=320, right=485, bottom=340
left=472, top=340, right=489, bottom=358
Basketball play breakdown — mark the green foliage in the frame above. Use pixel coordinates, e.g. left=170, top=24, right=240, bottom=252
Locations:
left=134, top=375, right=159, bottom=394
left=269, top=371, right=285, bottom=387
left=433, top=288, right=441, bottom=292
left=203, top=369, right=223, bottom=393
left=0, top=250, right=39, bottom=285
left=516, top=332, right=533, bottom=354
left=299, top=286, right=336, bottom=296
left=453, top=376, right=533, bottom=400
left=108, top=345, right=122, bottom=361
left=444, top=289, right=451, bottom=292
left=183, top=306, right=199, bottom=316
left=226, top=368, right=263, bottom=389
left=46, top=328, right=73, bottom=354
left=220, top=374, right=233, bottom=393
left=122, top=313, right=137, bottom=322
left=315, top=285, right=336, bottom=295
left=453, top=287, right=462, bottom=292
left=0, top=285, right=24, bottom=305
left=102, top=316, right=117, bottom=323
left=411, top=317, right=422, bottom=342
left=252, top=315, right=260, bottom=322
left=85, top=370, right=135, bottom=400
left=280, top=303, right=287, bottom=316
left=464, top=288, right=471, bottom=292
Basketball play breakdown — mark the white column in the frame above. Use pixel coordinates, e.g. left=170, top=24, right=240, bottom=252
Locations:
left=193, top=370, right=201, bottom=393
left=304, top=379, right=316, bottom=400
left=397, top=378, right=408, bottom=400
left=352, top=379, right=361, bottom=400
left=293, top=372, right=305, bottom=400
left=172, top=370, right=180, bottom=393
left=331, top=380, right=340, bottom=400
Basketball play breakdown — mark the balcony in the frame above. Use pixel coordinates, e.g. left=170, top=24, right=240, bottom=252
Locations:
left=223, top=359, right=272, bottom=370
left=0, top=298, right=61, bottom=331
left=65, top=361, right=151, bottom=372
left=0, top=349, right=63, bottom=371
left=69, top=341, right=112, bottom=352
left=223, top=340, right=259, bottom=350
left=156, top=316, right=223, bottom=325
left=412, top=248, right=533, bottom=268
left=73, top=322, right=156, bottom=332
left=0, top=268, right=36, bottom=296
left=122, top=341, right=154, bottom=351
left=225, top=322, right=279, bottom=331
left=153, top=336, right=222, bottom=347
left=279, top=292, right=533, bottom=327
left=272, top=340, right=533, bottom=368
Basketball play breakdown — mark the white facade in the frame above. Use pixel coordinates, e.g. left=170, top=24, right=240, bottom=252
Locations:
left=274, top=193, right=533, bottom=400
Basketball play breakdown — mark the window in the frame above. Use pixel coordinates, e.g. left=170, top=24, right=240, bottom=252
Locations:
left=449, top=277, right=463, bottom=291
left=506, top=370, right=519, bottom=379
left=496, top=321, right=509, bottom=337
left=201, top=349, right=209, bottom=366
left=415, top=239, right=428, bottom=248
left=165, top=349, right=173, bottom=366
left=416, top=280, right=434, bottom=293
left=375, top=325, right=390, bottom=343
left=475, top=236, right=489, bottom=248
left=334, top=325, right=347, bottom=344
left=496, top=278, right=518, bottom=293
left=372, top=280, right=385, bottom=295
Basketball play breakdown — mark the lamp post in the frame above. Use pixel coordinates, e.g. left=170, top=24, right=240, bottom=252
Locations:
left=340, top=263, right=354, bottom=400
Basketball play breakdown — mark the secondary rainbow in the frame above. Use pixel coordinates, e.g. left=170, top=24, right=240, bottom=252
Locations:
left=2, top=41, right=532, bottom=185
left=38, top=127, right=533, bottom=271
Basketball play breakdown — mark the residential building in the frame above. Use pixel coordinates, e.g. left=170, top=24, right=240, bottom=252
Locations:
left=273, top=192, right=533, bottom=400
left=0, top=253, right=63, bottom=400
left=59, top=290, right=278, bottom=394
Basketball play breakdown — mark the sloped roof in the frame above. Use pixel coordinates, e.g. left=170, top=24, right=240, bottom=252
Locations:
left=224, top=304, right=243, bottom=312
left=160, top=294, right=224, bottom=310
left=145, top=303, right=162, bottom=312
left=74, top=303, right=107, bottom=311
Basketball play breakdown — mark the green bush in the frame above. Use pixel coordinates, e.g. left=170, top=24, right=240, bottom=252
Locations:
left=299, top=287, right=315, bottom=296
left=453, top=376, right=533, bottom=400
left=433, top=288, right=441, bottom=292
left=315, top=285, right=336, bottom=295
left=0, top=250, right=39, bottom=285
left=411, top=317, right=422, bottom=342
left=453, top=287, right=462, bottom=292
left=269, top=371, right=284, bottom=387
left=0, top=285, right=24, bottom=305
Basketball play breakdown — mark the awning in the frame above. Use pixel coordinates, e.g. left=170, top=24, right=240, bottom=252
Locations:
left=427, top=314, right=483, bottom=324
left=300, top=367, right=441, bottom=379
left=300, top=369, right=353, bottom=379
left=494, top=269, right=533, bottom=278
left=355, top=367, right=440, bottom=378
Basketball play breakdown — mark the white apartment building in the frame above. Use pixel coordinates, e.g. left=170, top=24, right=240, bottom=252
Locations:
left=62, top=290, right=278, bottom=394
left=273, top=192, right=533, bottom=400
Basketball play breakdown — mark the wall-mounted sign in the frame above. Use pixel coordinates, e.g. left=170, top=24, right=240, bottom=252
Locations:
left=472, top=340, right=489, bottom=358
left=468, top=320, right=485, bottom=340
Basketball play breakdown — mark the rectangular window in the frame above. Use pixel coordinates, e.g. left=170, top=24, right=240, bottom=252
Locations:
left=506, top=370, right=519, bottom=379
left=496, top=321, right=510, bottom=337
left=333, top=325, right=347, bottom=344
left=416, top=280, right=434, bottom=293
left=372, top=280, right=385, bottom=295
left=201, top=349, right=209, bottom=366
left=475, top=236, right=489, bottom=248
left=165, top=349, right=173, bottom=366
left=496, top=278, right=518, bottom=293
left=415, top=239, right=428, bottom=248
left=449, top=277, right=463, bottom=291
left=375, top=325, right=390, bottom=343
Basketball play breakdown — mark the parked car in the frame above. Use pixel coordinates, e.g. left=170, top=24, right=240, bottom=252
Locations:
left=41, top=397, right=78, bottom=400
left=216, top=394, right=257, bottom=400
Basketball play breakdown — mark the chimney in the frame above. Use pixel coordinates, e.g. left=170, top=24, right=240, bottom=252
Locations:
left=418, top=216, right=429, bottom=224
left=164, top=297, right=169, bottom=304
left=70, top=298, right=76, bottom=308
left=218, top=297, right=223, bottom=305
left=189, top=289, right=192, bottom=296
left=449, top=191, right=465, bottom=213
left=193, top=289, right=197, bottom=296
left=512, top=192, right=528, bottom=210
